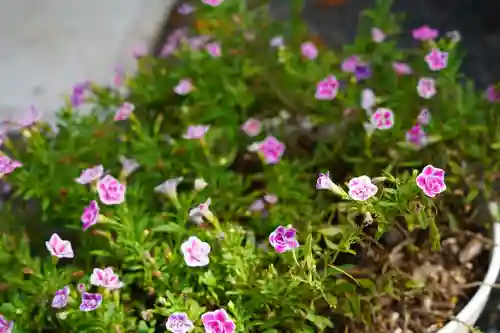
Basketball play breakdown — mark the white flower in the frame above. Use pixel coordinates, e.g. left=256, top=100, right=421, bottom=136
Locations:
left=361, top=89, right=376, bottom=115
left=155, top=177, right=183, bottom=201
left=119, top=155, right=140, bottom=178
left=194, top=178, right=208, bottom=191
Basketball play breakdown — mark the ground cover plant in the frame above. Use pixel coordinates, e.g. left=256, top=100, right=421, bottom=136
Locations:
left=0, top=0, right=500, bottom=332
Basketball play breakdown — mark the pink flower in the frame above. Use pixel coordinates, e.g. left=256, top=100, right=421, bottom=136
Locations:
left=75, top=165, right=103, bottom=184
left=51, top=286, right=70, bottom=309
left=188, top=35, right=211, bottom=50
left=348, top=175, right=378, bottom=201
left=155, top=177, right=183, bottom=202
left=301, top=41, right=318, bottom=60
left=15, top=105, right=42, bottom=128
left=416, top=165, right=447, bottom=198
left=166, top=312, right=195, bottom=333
left=248, top=199, right=265, bottom=213
left=425, top=48, right=448, bottom=71
left=417, top=108, right=431, bottom=125
left=370, top=108, right=395, bottom=130
left=45, top=233, right=74, bottom=258
left=90, top=267, right=124, bottom=290
left=371, top=27, right=386, bottom=43
left=201, top=309, right=236, bottom=333
left=0, top=156, right=22, bottom=176
left=258, top=135, right=286, bottom=164
left=81, top=200, right=100, bottom=231
left=269, top=225, right=299, bottom=253
left=270, top=36, right=284, bottom=48
left=97, top=175, right=126, bottom=205
left=174, top=79, right=194, bottom=95
left=205, top=42, right=222, bottom=57
left=178, top=3, right=195, bottom=14
left=241, top=118, right=262, bottom=137
left=188, top=198, right=214, bottom=224
left=412, top=25, right=439, bottom=41
left=417, top=77, right=436, bottom=99
left=79, top=292, right=102, bottom=312
left=263, top=193, right=278, bottom=205
left=315, top=75, right=339, bottom=100
left=392, top=62, right=413, bottom=75
left=202, top=0, right=224, bottom=6
left=0, top=314, right=13, bottom=333
left=114, top=102, right=135, bottom=121
left=113, top=67, right=124, bottom=86
left=180, top=236, right=211, bottom=267
left=486, top=85, right=500, bottom=102
left=405, top=125, right=428, bottom=148
left=183, top=125, right=210, bottom=139
left=341, top=55, right=360, bottom=73
left=132, top=43, right=148, bottom=58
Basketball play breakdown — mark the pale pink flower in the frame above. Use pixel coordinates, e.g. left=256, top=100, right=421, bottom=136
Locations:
left=178, top=3, right=195, bottom=14
left=269, top=225, right=299, bottom=253
left=0, top=156, right=22, bottom=176
left=263, top=193, right=278, bottom=205
left=188, top=35, right=211, bottom=50
left=75, top=165, right=103, bottom=184
left=361, top=88, right=376, bottom=113
left=132, top=43, right=148, bottom=58
left=341, top=55, right=360, bottom=73
left=416, top=165, right=447, bottom=198
left=248, top=199, right=265, bottom=213
left=371, top=27, right=386, bottom=43
left=166, top=312, right=195, bottom=333
left=90, top=267, right=124, bottom=290
left=183, top=125, right=209, bottom=139
left=15, top=105, right=42, bottom=128
left=113, top=67, right=124, bottom=87
left=174, top=79, right=194, bottom=95
left=188, top=198, right=214, bottom=224
left=417, top=77, right=436, bottom=99
left=45, top=233, right=74, bottom=258
left=114, top=102, right=135, bottom=121
left=205, top=42, right=222, bottom=57
left=270, top=36, right=284, bottom=48
left=315, top=75, right=339, bottom=100
left=417, top=108, right=431, bottom=125
left=425, top=48, right=448, bottom=71
left=301, top=41, right=318, bottom=60
left=97, top=175, right=126, bottom=205
left=119, top=155, right=140, bottom=178
left=412, top=25, right=439, bottom=41
left=51, top=286, right=70, bottom=309
left=241, top=118, right=262, bottom=137
left=370, top=108, right=395, bottom=130
left=392, top=62, right=413, bottom=75
left=405, top=125, right=428, bottom=148
left=202, top=309, right=235, bottom=333
left=181, top=236, right=211, bottom=267
left=0, top=314, right=13, bottom=333
left=81, top=200, right=100, bottom=231
left=348, top=175, right=378, bottom=201
left=258, top=136, right=286, bottom=164
left=202, top=0, right=224, bottom=6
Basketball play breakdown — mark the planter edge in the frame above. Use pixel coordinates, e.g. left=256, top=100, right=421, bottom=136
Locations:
left=438, top=202, right=500, bottom=333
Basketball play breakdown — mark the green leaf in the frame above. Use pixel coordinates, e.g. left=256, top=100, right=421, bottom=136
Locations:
left=151, top=223, right=184, bottom=234
left=318, top=226, right=342, bottom=237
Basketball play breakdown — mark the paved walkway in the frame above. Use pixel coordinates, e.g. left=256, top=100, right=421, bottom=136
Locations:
left=0, top=0, right=174, bottom=126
